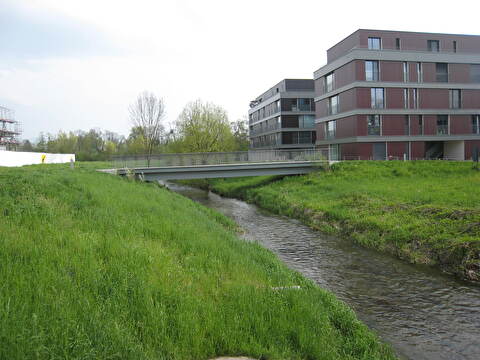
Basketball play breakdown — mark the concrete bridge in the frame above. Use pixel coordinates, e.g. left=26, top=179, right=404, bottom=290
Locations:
left=105, top=149, right=329, bottom=181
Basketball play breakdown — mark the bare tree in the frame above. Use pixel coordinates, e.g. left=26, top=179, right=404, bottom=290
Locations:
left=129, top=91, right=166, bottom=166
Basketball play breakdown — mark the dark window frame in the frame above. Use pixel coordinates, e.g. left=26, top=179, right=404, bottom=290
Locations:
left=437, top=115, right=449, bottom=135
left=328, top=95, right=339, bottom=115
left=368, top=37, right=382, bottom=50
left=428, top=40, right=440, bottom=52
left=365, top=60, right=379, bottom=81
left=471, top=64, right=480, bottom=83
left=370, top=88, right=385, bottom=109
left=436, top=63, right=448, bottom=82
left=324, top=72, right=334, bottom=93
left=472, top=115, right=480, bottom=134
left=325, top=120, right=336, bottom=139
left=450, top=89, right=462, bottom=109
left=367, top=115, right=382, bottom=135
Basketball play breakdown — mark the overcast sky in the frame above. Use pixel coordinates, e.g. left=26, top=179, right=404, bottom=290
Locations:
left=1, top=0, right=479, bottom=140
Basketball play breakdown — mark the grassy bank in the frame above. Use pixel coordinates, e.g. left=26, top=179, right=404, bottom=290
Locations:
left=0, top=163, right=394, bottom=359
left=205, top=161, right=480, bottom=282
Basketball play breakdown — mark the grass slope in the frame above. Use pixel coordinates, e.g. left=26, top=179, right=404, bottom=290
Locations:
left=207, top=161, right=480, bottom=282
left=0, top=164, right=394, bottom=360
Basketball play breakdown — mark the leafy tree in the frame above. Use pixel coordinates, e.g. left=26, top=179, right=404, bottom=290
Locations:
left=35, top=133, right=48, bottom=152
left=175, top=100, right=235, bottom=153
left=231, top=117, right=250, bottom=151
left=21, top=139, right=34, bottom=152
left=29, top=129, right=127, bottom=161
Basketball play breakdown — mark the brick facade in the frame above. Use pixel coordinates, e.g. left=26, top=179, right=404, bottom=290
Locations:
left=314, top=29, right=480, bottom=160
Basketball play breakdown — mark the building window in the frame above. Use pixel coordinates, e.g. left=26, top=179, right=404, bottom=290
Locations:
left=365, top=60, right=379, bottom=81
left=437, top=115, right=449, bottom=135
left=298, top=98, right=312, bottom=111
left=299, top=115, right=315, bottom=128
left=404, top=115, right=410, bottom=135
left=368, top=37, right=381, bottom=50
left=282, top=98, right=298, bottom=111
left=471, top=64, right=480, bottom=83
left=404, top=88, right=409, bottom=109
left=326, top=120, right=336, bottom=139
left=282, top=131, right=301, bottom=145
left=450, top=89, right=461, bottom=109
left=472, top=115, right=480, bottom=134
left=417, top=62, right=423, bottom=82
left=419, top=115, right=424, bottom=135
left=412, top=88, right=418, bottom=109
left=371, top=88, right=384, bottom=109
left=329, top=144, right=340, bottom=161
left=436, top=63, right=448, bottom=82
left=396, top=38, right=401, bottom=50
left=328, top=95, right=339, bottom=115
left=367, top=115, right=381, bottom=135
left=453, top=41, right=457, bottom=53
left=299, top=131, right=313, bottom=144
left=428, top=40, right=440, bottom=52
left=324, top=72, right=334, bottom=93
left=403, top=62, right=409, bottom=82
left=281, top=115, right=299, bottom=128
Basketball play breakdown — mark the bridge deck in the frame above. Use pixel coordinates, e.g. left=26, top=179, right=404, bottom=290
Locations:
left=106, top=161, right=324, bottom=181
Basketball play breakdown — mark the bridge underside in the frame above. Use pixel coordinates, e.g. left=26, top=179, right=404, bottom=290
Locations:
left=112, top=161, right=319, bottom=181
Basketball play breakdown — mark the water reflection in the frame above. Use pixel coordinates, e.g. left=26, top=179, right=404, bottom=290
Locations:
left=169, top=183, right=480, bottom=360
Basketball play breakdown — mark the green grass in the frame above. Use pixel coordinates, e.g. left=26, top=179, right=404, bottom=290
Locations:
left=206, top=161, right=480, bottom=282
left=0, top=163, right=394, bottom=360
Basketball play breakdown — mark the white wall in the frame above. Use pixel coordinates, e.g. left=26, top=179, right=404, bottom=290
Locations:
left=444, top=141, right=465, bottom=161
left=0, top=150, right=75, bottom=167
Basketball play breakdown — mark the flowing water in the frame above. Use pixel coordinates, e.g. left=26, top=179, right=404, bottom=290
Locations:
left=168, top=183, right=480, bottom=360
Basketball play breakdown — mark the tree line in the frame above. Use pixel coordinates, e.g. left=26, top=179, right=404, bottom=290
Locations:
left=21, top=92, right=249, bottom=161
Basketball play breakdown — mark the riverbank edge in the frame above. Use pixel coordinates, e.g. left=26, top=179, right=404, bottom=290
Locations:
left=179, top=175, right=480, bottom=284
left=0, top=163, right=396, bottom=359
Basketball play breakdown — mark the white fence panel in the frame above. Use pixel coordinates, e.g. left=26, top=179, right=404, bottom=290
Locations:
left=0, top=151, right=75, bottom=167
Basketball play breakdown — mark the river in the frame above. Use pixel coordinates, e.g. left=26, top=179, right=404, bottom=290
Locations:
left=168, top=183, right=480, bottom=360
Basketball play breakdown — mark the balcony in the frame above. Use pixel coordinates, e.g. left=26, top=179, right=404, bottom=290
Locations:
left=349, top=44, right=478, bottom=55
left=437, top=125, right=449, bottom=135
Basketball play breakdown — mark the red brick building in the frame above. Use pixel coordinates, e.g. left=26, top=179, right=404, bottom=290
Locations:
left=314, top=30, right=480, bottom=160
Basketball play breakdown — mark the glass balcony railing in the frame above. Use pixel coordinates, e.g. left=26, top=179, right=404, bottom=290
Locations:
left=250, top=123, right=316, bottom=136
left=348, top=44, right=477, bottom=55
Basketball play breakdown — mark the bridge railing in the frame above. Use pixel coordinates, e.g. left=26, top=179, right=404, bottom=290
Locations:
left=112, top=149, right=329, bottom=168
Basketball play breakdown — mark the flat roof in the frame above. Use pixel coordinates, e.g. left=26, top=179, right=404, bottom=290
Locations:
left=327, top=28, right=480, bottom=52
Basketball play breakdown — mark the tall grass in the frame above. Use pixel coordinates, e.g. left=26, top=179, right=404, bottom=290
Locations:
left=0, top=164, right=394, bottom=359
left=207, top=161, right=480, bottom=282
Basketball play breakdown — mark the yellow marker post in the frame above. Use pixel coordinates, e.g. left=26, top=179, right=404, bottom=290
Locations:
left=41, top=154, right=46, bottom=164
